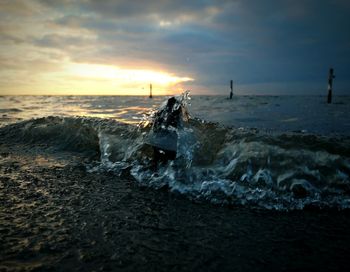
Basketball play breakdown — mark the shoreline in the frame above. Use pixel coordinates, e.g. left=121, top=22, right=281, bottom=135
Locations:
left=1, top=141, right=350, bottom=271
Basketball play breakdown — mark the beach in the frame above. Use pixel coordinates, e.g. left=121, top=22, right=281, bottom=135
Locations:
left=1, top=95, right=350, bottom=271
left=1, top=138, right=350, bottom=271
left=2, top=0, right=350, bottom=270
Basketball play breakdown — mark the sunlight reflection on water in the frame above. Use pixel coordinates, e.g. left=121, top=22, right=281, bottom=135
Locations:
left=1, top=95, right=350, bottom=135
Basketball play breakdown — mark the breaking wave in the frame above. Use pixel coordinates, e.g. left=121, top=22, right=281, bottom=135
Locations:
left=1, top=112, right=350, bottom=210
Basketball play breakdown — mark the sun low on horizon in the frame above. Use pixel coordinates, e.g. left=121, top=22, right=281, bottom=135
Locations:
left=0, top=1, right=350, bottom=96
left=41, top=62, right=194, bottom=96
left=1, top=58, right=194, bottom=96
left=0, top=1, right=199, bottom=96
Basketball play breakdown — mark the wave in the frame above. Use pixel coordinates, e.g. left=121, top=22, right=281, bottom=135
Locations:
left=1, top=116, right=102, bottom=159
left=1, top=115, right=350, bottom=210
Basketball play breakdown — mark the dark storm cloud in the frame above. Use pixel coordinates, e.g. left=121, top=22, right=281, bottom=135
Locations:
left=5, top=0, right=350, bottom=94
left=40, top=0, right=218, bottom=24
left=206, top=0, right=350, bottom=92
left=44, top=1, right=226, bottom=77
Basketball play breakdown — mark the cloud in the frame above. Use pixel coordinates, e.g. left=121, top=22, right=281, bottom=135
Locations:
left=1, top=0, right=350, bottom=95
left=33, top=33, right=97, bottom=49
left=0, top=0, right=39, bottom=16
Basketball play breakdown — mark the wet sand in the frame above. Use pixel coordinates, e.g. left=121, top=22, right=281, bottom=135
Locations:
left=1, top=141, right=350, bottom=271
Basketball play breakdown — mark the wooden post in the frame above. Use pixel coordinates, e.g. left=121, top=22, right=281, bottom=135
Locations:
left=327, top=68, right=335, bottom=104
left=149, top=83, right=152, bottom=99
left=229, top=80, right=233, bottom=99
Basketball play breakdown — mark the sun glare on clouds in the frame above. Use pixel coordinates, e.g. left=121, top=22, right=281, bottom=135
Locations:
left=67, top=63, right=193, bottom=95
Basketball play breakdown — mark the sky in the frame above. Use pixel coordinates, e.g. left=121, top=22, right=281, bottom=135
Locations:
left=0, top=0, right=350, bottom=96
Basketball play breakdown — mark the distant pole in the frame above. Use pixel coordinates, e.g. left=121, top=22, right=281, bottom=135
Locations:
left=149, top=83, right=152, bottom=99
left=229, top=80, right=233, bottom=99
left=327, top=68, right=335, bottom=104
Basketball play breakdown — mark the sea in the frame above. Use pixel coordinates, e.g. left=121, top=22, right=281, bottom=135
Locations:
left=1, top=94, right=350, bottom=271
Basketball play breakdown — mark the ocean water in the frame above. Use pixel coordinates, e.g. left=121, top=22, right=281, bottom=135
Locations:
left=1, top=95, right=350, bottom=134
left=1, top=94, right=349, bottom=210
left=1, top=94, right=350, bottom=271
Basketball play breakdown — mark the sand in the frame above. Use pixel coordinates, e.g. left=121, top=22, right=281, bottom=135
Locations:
left=1, top=139, right=350, bottom=271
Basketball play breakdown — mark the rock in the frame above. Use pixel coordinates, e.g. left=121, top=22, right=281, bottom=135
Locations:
left=290, top=179, right=313, bottom=198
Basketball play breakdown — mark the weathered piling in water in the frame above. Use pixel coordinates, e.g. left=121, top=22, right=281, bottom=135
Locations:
left=230, top=80, right=233, bottom=99
left=327, top=68, right=335, bottom=103
left=149, top=83, right=153, bottom=99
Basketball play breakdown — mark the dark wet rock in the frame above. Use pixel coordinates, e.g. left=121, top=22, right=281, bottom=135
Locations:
left=0, top=152, right=9, bottom=157
left=290, top=179, right=313, bottom=198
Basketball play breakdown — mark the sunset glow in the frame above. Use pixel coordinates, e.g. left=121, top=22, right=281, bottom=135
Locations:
left=0, top=0, right=349, bottom=95
left=68, top=63, right=193, bottom=85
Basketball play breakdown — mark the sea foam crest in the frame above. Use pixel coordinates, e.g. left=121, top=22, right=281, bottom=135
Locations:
left=7, top=102, right=348, bottom=210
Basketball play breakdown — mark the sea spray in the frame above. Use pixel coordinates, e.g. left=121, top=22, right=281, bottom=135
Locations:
left=1, top=96, right=350, bottom=210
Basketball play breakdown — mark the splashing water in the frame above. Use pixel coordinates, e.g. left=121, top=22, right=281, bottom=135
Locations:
left=1, top=93, right=350, bottom=210
left=87, top=92, right=350, bottom=210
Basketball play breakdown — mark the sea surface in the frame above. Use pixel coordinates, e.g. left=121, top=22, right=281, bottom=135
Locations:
left=1, top=94, right=350, bottom=271
left=1, top=95, right=350, bottom=134
left=1, top=94, right=350, bottom=209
